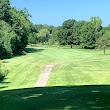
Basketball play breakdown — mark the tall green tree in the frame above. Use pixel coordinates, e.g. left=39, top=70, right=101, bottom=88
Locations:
left=9, top=7, right=31, bottom=54
left=71, top=21, right=85, bottom=45
left=80, top=17, right=104, bottom=49
left=57, top=27, right=68, bottom=46
left=0, top=20, right=16, bottom=59
left=58, top=19, right=77, bottom=48
left=80, top=21, right=96, bottom=49
left=0, top=0, right=11, bottom=22
left=62, top=19, right=77, bottom=29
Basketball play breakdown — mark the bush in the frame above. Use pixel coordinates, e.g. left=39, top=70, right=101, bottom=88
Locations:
left=21, top=51, right=27, bottom=55
left=0, top=20, right=17, bottom=59
left=0, top=61, right=8, bottom=81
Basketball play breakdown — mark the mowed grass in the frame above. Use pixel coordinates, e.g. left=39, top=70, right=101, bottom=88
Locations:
left=47, top=60, right=110, bottom=86
left=1, top=46, right=110, bottom=90
left=1, top=46, right=110, bottom=110
left=1, top=86, right=110, bottom=110
left=47, top=47, right=110, bottom=86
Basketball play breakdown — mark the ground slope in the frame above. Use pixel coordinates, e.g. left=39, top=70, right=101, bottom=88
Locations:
left=1, top=46, right=110, bottom=91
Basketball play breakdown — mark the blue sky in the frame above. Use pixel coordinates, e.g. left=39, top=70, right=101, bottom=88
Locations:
left=10, top=0, right=110, bottom=27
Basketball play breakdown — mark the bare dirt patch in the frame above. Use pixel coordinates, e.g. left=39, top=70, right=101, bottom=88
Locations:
left=34, top=65, right=54, bottom=87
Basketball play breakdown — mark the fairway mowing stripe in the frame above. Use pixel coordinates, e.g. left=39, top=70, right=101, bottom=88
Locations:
left=55, top=57, right=110, bottom=66
left=34, top=65, right=54, bottom=87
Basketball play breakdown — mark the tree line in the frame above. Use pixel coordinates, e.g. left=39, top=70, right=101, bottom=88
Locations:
left=0, top=0, right=32, bottom=59
left=0, top=0, right=110, bottom=80
left=0, top=0, right=32, bottom=80
left=29, top=18, right=110, bottom=50
left=1, top=0, right=110, bottom=60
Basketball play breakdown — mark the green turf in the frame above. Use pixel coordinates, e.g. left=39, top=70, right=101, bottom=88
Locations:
left=47, top=60, right=110, bottom=86
left=1, top=46, right=110, bottom=90
left=0, top=86, right=110, bottom=110
left=1, top=46, right=110, bottom=109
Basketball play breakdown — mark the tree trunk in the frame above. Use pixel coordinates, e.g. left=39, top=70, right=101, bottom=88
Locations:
left=71, top=44, right=73, bottom=48
left=104, top=47, right=105, bottom=54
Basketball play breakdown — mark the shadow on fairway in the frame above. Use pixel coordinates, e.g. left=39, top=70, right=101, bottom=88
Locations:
left=25, top=47, right=45, bottom=53
left=0, top=85, right=110, bottom=110
left=0, top=79, right=10, bottom=89
left=0, top=86, right=8, bottom=89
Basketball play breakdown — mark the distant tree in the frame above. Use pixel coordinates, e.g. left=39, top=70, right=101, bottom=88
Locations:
left=34, top=24, right=50, bottom=32
left=108, top=24, right=110, bottom=28
left=80, top=21, right=97, bottom=49
left=62, top=19, right=77, bottom=29
left=34, top=24, right=44, bottom=32
left=90, top=16, right=102, bottom=31
left=28, top=24, right=38, bottom=44
left=96, top=34, right=110, bottom=54
left=58, top=19, right=77, bottom=48
left=47, top=25, right=54, bottom=34
left=33, top=24, right=56, bottom=44
left=80, top=17, right=104, bottom=49
left=58, top=21, right=85, bottom=48
left=50, top=27, right=59, bottom=45
left=37, top=29, right=50, bottom=44
left=71, top=21, right=86, bottom=45
left=28, top=32, right=37, bottom=44
left=57, top=27, right=68, bottom=46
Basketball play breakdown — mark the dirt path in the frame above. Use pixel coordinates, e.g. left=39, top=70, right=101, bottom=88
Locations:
left=34, top=65, right=54, bottom=87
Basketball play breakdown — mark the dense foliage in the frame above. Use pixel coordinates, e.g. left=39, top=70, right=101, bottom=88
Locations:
left=28, top=17, right=109, bottom=49
left=0, top=60, right=8, bottom=80
left=0, top=0, right=31, bottom=59
left=0, top=0, right=110, bottom=59
left=57, top=17, right=104, bottom=49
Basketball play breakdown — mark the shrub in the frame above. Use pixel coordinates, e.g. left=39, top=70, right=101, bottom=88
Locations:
left=21, top=50, right=27, bottom=55
left=0, top=20, right=17, bottom=59
left=0, top=61, right=8, bottom=81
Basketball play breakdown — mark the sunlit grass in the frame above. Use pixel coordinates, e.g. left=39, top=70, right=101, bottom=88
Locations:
left=47, top=60, right=110, bottom=86
left=0, top=46, right=110, bottom=91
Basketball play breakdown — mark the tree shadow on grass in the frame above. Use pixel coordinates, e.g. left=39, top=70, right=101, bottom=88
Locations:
left=25, top=47, right=45, bottom=53
left=105, top=54, right=110, bottom=55
left=0, top=79, right=10, bottom=89
left=0, top=85, right=110, bottom=110
left=0, top=81, right=10, bottom=84
left=0, top=86, right=8, bottom=89
left=10, top=47, right=45, bottom=59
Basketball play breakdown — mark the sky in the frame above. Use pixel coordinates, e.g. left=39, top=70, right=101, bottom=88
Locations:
left=10, top=0, right=110, bottom=27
